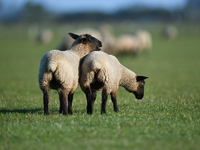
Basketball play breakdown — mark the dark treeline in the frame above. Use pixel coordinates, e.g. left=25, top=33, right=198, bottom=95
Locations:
left=0, top=0, right=200, bottom=23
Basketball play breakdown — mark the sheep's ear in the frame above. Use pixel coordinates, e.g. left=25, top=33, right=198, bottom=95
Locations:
left=68, top=33, right=79, bottom=40
left=136, top=75, right=148, bottom=82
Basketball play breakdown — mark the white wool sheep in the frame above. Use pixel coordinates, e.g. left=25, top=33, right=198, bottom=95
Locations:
left=37, top=29, right=54, bottom=44
left=80, top=51, right=148, bottom=114
left=108, top=34, right=140, bottom=55
left=105, top=30, right=152, bottom=55
left=162, top=25, right=178, bottom=39
left=38, top=33, right=102, bottom=115
left=134, top=30, right=152, bottom=52
left=98, top=24, right=116, bottom=53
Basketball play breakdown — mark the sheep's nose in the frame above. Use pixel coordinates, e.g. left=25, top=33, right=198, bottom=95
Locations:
left=99, top=41, right=102, bottom=47
left=134, top=93, right=144, bottom=100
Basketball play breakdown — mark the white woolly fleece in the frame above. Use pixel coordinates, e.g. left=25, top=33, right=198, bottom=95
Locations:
left=80, top=51, right=138, bottom=94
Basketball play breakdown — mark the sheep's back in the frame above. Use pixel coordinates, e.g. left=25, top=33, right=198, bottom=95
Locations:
left=83, top=51, right=121, bottom=88
left=39, top=50, right=79, bottom=91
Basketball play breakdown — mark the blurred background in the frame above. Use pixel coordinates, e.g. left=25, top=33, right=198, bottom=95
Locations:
left=0, top=0, right=199, bottom=55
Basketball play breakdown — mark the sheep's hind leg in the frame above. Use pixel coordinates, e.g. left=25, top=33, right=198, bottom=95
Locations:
left=68, top=93, right=74, bottom=115
left=42, top=88, right=49, bottom=115
left=86, top=87, right=93, bottom=115
left=101, top=89, right=109, bottom=114
left=111, top=92, right=119, bottom=112
left=91, top=91, right=97, bottom=111
left=58, top=90, right=68, bottom=115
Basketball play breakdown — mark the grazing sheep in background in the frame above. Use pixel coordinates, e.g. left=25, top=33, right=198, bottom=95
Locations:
left=134, top=30, right=152, bottom=52
left=108, top=34, right=140, bottom=55
left=162, top=25, right=178, bottom=39
left=37, top=29, right=54, bottom=44
left=80, top=51, right=148, bottom=114
left=38, top=33, right=102, bottom=115
left=98, top=24, right=116, bottom=53
left=57, top=28, right=102, bottom=51
left=101, top=29, right=152, bottom=55
left=27, top=24, right=39, bottom=40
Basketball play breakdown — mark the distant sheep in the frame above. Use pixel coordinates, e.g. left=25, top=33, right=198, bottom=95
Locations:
left=105, top=30, right=152, bottom=55
left=134, top=30, right=152, bottom=52
left=98, top=24, right=116, bottom=53
left=108, top=34, right=140, bottom=55
left=38, top=33, right=102, bottom=115
left=37, top=29, right=54, bottom=44
left=27, top=24, right=39, bottom=40
left=80, top=51, right=148, bottom=114
left=162, top=25, right=178, bottom=39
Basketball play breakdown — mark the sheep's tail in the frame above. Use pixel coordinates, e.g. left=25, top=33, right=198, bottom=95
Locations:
left=90, top=61, right=101, bottom=73
left=48, top=60, right=57, bottom=73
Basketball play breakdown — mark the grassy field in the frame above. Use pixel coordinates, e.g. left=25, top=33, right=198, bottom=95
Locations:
left=0, top=22, right=200, bottom=150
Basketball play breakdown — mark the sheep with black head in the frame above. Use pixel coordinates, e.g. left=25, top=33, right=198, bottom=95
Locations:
left=38, top=33, right=102, bottom=115
left=80, top=51, right=148, bottom=114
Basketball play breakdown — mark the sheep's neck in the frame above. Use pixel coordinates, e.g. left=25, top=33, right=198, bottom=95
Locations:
left=119, top=65, right=136, bottom=92
left=69, top=45, right=90, bottom=58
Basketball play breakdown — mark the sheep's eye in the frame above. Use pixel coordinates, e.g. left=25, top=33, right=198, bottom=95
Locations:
left=140, top=82, right=145, bottom=87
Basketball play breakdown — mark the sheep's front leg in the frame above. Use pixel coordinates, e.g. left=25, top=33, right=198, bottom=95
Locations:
left=101, top=89, right=109, bottom=114
left=68, top=93, right=74, bottom=115
left=43, top=89, right=49, bottom=115
left=111, top=92, right=119, bottom=112
left=58, top=90, right=68, bottom=115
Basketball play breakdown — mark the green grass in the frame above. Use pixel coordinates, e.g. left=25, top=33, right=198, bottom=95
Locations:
left=0, top=23, right=200, bottom=150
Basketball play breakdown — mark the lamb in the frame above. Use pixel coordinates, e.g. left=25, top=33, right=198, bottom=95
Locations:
left=80, top=51, right=148, bottom=114
left=38, top=33, right=102, bottom=115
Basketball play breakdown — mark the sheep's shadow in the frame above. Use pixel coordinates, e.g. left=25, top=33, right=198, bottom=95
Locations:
left=0, top=108, right=43, bottom=114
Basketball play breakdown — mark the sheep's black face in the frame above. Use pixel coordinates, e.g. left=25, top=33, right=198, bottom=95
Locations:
left=85, top=34, right=102, bottom=51
left=68, top=33, right=102, bottom=51
left=133, top=75, right=148, bottom=100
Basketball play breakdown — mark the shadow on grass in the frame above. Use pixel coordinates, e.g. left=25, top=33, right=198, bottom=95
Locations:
left=0, top=108, right=88, bottom=115
left=0, top=108, right=43, bottom=114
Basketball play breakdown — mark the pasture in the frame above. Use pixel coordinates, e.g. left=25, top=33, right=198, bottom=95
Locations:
left=0, top=22, right=200, bottom=150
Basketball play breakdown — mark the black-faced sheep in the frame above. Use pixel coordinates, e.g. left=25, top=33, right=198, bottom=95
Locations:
left=80, top=51, right=148, bottom=114
left=57, top=28, right=102, bottom=51
left=38, top=33, right=102, bottom=115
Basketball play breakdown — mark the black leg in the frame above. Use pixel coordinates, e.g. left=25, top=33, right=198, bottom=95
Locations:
left=101, top=89, right=108, bottom=114
left=68, top=93, right=74, bottom=115
left=58, top=90, right=68, bottom=115
left=111, top=92, right=119, bottom=112
left=43, top=89, right=49, bottom=115
left=91, top=91, right=97, bottom=112
left=86, top=87, right=93, bottom=114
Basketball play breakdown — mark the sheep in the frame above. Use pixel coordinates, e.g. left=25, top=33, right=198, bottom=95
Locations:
left=38, top=33, right=102, bottom=115
left=105, top=30, right=152, bottom=55
left=108, top=34, right=140, bottom=55
left=134, top=30, right=152, bottom=52
left=27, top=24, right=39, bottom=40
left=80, top=51, right=148, bottom=114
left=57, top=28, right=103, bottom=51
left=98, top=24, right=116, bottom=53
left=162, top=25, right=178, bottom=39
left=37, top=29, right=54, bottom=44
